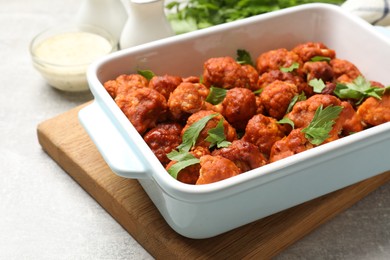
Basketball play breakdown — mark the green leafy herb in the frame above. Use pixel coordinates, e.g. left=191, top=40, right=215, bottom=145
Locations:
left=277, top=117, right=295, bottom=129
left=167, top=152, right=200, bottom=179
left=280, top=62, right=299, bottom=73
left=309, top=78, right=326, bottom=93
left=166, top=114, right=218, bottom=178
left=205, top=118, right=231, bottom=148
left=199, top=75, right=204, bottom=84
left=165, top=0, right=345, bottom=34
left=310, top=56, right=331, bottom=62
left=137, top=69, right=155, bottom=80
left=334, top=76, right=389, bottom=104
left=177, top=113, right=218, bottom=152
left=167, top=150, right=196, bottom=161
left=206, top=86, right=228, bottom=105
left=236, top=49, right=254, bottom=66
left=253, top=88, right=263, bottom=95
left=301, top=105, right=343, bottom=145
left=286, top=92, right=306, bottom=113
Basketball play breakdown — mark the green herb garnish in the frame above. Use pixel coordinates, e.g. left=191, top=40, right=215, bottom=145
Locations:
left=177, top=113, right=218, bottom=152
left=310, top=56, right=331, bottom=62
left=199, top=75, right=204, bottom=84
left=137, top=69, right=155, bottom=80
left=286, top=92, right=306, bottom=113
left=301, top=105, right=343, bottom=145
left=206, top=86, right=227, bottom=105
left=236, top=49, right=254, bottom=66
left=277, top=117, right=295, bottom=129
left=167, top=151, right=200, bottom=179
left=167, top=150, right=197, bottom=162
left=309, top=78, right=326, bottom=93
left=334, top=76, right=389, bottom=104
left=205, top=118, right=231, bottom=148
left=166, top=113, right=218, bottom=178
left=167, top=157, right=200, bottom=179
left=280, top=62, right=299, bottom=73
left=253, top=88, right=263, bottom=95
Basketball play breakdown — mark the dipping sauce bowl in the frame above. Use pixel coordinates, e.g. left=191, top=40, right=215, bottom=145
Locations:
left=30, top=24, right=117, bottom=92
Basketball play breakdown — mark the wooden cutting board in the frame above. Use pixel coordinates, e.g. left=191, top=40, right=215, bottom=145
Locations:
left=37, top=102, right=390, bottom=259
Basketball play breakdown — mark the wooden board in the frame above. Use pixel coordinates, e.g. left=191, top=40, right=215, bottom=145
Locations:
left=37, top=102, right=390, bottom=259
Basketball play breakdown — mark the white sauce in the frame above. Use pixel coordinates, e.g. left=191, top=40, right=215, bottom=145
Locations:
left=33, top=31, right=114, bottom=91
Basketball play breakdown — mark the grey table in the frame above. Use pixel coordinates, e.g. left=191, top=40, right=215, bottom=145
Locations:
left=0, top=1, right=389, bottom=259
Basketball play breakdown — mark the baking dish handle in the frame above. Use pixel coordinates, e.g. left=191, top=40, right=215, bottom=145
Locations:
left=78, top=101, right=148, bottom=179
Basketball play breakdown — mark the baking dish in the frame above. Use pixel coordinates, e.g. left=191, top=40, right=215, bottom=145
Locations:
left=79, top=3, right=390, bottom=239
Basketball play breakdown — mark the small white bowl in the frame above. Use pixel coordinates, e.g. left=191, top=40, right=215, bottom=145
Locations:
left=30, top=24, right=117, bottom=92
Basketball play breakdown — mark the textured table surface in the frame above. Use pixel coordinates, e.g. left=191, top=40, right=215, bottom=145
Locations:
left=0, top=0, right=389, bottom=259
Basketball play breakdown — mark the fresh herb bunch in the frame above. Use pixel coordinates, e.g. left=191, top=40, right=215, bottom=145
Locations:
left=166, top=0, right=345, bottom=34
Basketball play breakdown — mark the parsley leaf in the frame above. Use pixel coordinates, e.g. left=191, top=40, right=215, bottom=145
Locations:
left=167, top=154, right=200, bottom=179
left=236, top=49, right=254, bottom=66
left=310, top=56, right=331, bottom=62
left=334, top=76, right=387, bottom=104
left=253, top=88, right=263, bottom=95
left=199, top=75, right=204, bottom=84
left=309, top=78, right=326, bottom=93
left=286, top=92, right=306, bottom=113
left=205, top=118, right=231, bottom=148
left=177, top=113, right=218, bottom=152
left=167, top=150, right=196, bottom=161
left=166, top=114, right=219, bottom=179
left=278, top=117, right=295, bottom=129
left=137, top=69, right=155, bottom=80
left=280, top=62, right=299, bottom=73
left=301, top=105, right=343, bottom=145
left=206, top=86, right=227, bottom=105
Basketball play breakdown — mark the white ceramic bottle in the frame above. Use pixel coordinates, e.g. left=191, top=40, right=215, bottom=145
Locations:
left=119, top=0, right=175, bottom=49
left=75, top=0, right=128, bottom=43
